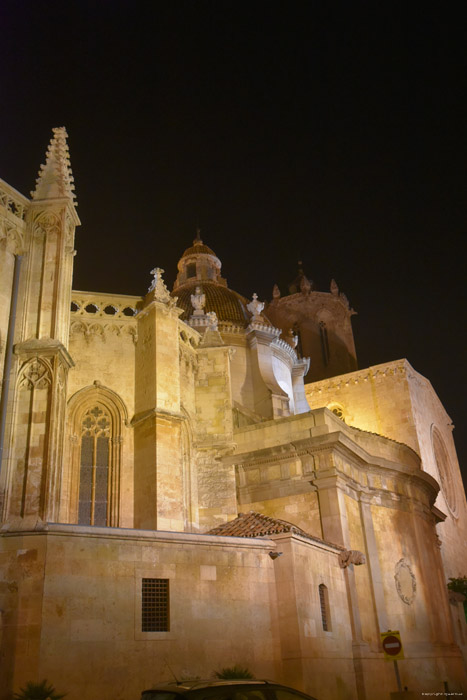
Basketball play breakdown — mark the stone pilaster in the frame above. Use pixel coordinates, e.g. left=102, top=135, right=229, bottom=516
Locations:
left=133, top=270, right=186, bottom=530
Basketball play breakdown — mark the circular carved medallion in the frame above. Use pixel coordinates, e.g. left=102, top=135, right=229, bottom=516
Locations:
left=394, top=559, right=416, bottom=605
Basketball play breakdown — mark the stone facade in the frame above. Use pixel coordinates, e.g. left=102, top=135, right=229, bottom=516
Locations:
left=0, top=129, right=466, bottom=700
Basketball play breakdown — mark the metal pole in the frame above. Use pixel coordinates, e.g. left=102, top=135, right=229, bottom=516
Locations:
left=0, top=254, right=23, bottom=476
left=393, top=660, right=402, bottom=692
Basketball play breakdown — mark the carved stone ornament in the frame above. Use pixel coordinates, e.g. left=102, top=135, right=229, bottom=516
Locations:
left=148, top=267, right=171, bottom=303
left=394, top=558, right=416, bottom=605
left=300, top=275, right=311, bottom=293
left=32, top=210, right=61, bottom=236
left=206, top=311, right=218, bottom=330
left=338, top=550, right=366, bottom=568
left=191, top=286, right=206, bottom=315
left=247, top=293, right=265, bottom=321
left=19, top=358, right=51, bottom=390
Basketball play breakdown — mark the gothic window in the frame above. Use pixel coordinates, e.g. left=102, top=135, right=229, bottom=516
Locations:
left=187, top=263, right=196, bottom=278
left=78, top=405, right=111, bottom=526
left=142, top=578, right=170, bottom=632
left=319, top=321, right=330, bottom=366
left=318, top=583, right=331, bottom=631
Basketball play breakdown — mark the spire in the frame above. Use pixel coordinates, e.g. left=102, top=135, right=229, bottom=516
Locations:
left=31, top=127, right=77, bottom=204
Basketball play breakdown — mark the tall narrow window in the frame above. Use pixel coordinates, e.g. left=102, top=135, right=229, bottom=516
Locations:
left=78, top=405, right=111, bottom=526
left=186, top=263, right=196, bottom=278
left=319, top=321, right=330, bottom=366
left=319, top=583, right=331, bottom=631
left=142, top=578, right=170, bottom=632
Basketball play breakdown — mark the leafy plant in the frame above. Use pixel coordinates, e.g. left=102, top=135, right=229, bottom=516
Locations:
left=213, top=665, right=254, bottom=679
left=447, top=576, right=467, bottom=622
left=447, top=576, right=467, bottom=597
left=13, top=679, right=66, bottom=700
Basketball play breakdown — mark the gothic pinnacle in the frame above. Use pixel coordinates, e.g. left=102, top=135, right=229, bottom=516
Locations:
left=31, top=127, right=77, bottom=205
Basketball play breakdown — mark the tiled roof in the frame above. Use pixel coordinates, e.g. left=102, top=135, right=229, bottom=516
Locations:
left=181, top=243, right=217, bottom=258
left=174, top=281, right=251, bottom=325
left=206, top=510, right=314, bottom=539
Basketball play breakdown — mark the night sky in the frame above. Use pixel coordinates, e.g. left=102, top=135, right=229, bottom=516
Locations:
left=1, top=2, right=466, bottom=486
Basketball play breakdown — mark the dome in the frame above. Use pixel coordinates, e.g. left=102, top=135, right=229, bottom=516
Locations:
left=181, top=242, right=217, bottom=258
left=173, top=232, right=272, bottom=328
left=174, top=281, right=251, bottom=326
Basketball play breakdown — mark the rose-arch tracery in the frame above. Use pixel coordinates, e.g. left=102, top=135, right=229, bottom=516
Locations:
left=65, top=383, right=128, bottom=526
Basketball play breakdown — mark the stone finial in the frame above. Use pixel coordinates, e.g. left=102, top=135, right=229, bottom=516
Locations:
left=148, top=267, right=171, bottom=302
left=286, top=329, right=298, bottom=348
left=31, top=127, right=77, bottom=204
left=330, top=278, right=339, bottom=295
left=338, top=550, right=366, bottom=568
left=247, top=293, right=265, bottom=321
left=206, top=311, right=218, bottom=330
left=190, top=286, right=206, bottom=316
left=272, top=284, right=281, bottom=300
left=300, top=275, right=311, bottom=294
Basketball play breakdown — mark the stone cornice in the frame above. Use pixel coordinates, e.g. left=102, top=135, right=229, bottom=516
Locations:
left=305, top=359, right=411, bottom=394
left=0, top=522, right=276, bottom=550
left=14, top=337, right=74, bottom=368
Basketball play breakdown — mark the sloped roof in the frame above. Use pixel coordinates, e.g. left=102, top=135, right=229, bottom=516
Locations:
left=206, top=510, right=319, bottom=541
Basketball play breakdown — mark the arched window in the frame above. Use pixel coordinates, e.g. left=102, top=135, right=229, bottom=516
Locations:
left=78, top=405, right=111, bottom=526
left=186, top=263, right=196, bottom=278
left=319, top=321, right=330, bottom=366
left=65, top=384, right=127, bottom=527
left=319, top=583, right=331, bottom=631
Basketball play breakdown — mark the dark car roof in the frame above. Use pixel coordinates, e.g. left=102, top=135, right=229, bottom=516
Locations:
left=141, top=680, right=317, bottom=700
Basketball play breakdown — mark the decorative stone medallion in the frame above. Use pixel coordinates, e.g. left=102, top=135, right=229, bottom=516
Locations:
left=394, top=558, right=416, bottom=605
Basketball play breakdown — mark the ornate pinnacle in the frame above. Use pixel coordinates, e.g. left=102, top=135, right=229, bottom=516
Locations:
left=148, top=267, right=171, bottom=303
left=247, top=293, right=265, bottom=321
left=31, top=127, right=77, bottom=205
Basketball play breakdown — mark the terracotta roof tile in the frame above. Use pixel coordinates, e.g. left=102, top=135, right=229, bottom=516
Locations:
left=206, top=511, right=315, bottom=540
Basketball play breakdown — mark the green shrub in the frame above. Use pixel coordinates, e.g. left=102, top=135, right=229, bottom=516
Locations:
left=13, top=679, right=66, bottom=700
left=213, top=666, right=254, bottom=679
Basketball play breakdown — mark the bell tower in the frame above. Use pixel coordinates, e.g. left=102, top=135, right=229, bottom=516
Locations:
left=1, top=128, right=80, bottom=526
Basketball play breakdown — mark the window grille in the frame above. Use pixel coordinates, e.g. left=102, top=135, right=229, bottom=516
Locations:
left=142, top=578, right=170, bottom=632
left=319, top=583, right=330, bottom=631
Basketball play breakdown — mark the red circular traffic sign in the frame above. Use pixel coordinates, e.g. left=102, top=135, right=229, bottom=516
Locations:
left=382, top=635, right=402, bottom=656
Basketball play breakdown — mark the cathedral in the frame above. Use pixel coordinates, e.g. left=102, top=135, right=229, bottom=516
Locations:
left=0, top=128, right=466, bottom=700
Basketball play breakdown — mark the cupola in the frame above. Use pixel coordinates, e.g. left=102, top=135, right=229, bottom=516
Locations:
left=173, top=229, right=226, bottom=290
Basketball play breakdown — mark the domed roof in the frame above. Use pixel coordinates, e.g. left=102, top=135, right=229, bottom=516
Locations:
left=181, top=241, right=218, bottom=258
left=174, top=281, right=250, bottom=326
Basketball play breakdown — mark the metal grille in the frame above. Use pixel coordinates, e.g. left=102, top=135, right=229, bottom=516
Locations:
left=319, top=584, right=329, bottom=631
left=142, top=578, right=169, bottom=632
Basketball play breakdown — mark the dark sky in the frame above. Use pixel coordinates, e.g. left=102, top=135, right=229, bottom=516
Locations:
left=1, top=1, right=466, bottom=486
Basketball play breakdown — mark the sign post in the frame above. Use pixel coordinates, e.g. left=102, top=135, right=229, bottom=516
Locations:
left=381, top=630, right=404, bottom=692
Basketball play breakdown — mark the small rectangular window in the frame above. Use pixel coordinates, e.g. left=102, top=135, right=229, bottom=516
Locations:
left=142, top=578, right=169, bottom=632
left=319, top=583, right=331, bottom=631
